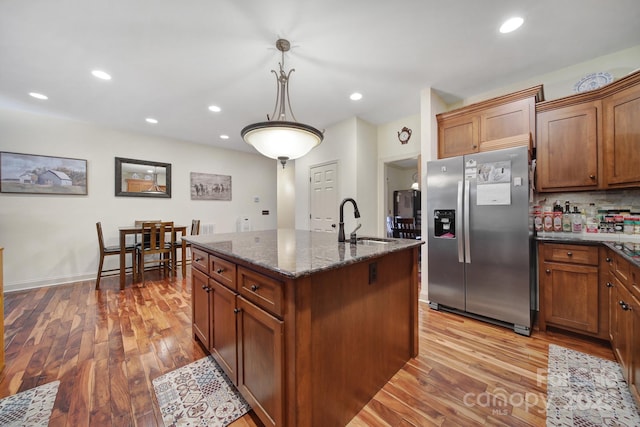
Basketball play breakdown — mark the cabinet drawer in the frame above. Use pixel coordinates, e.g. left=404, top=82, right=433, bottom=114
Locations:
left=611, top=253, right=630, bottom=283
left=238, top=266, right=283, bottom=318
left=209, top=255, right=237, bottom=290
left=544, top=244, right=599, bottom=265
left=191, top=247, right=209, bottom=273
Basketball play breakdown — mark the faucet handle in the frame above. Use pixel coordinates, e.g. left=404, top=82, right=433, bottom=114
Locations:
left=350, top=223, right=362, bottom=244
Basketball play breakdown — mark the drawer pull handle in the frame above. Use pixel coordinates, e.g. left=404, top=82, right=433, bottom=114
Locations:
left=216, top=268, right=224, bottom=274
left=619, top=301, right=630, bottom=311
left=545, top=269, right=550, bottom=274
left=606, top=282, right=613, bottom=288
left=195, top=257, right=203, bottom=262
left=566, top=252, right=573, bottom=256
left=251, top=284, right=259, bottom=292
left=234, top=308, right=241, bottom=314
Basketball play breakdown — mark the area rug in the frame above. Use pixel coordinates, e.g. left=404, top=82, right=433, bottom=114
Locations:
left=152, top=355, right=250, bottom=427
left=547, top=344, right=640, bottom=426
left=0, top=380, right=60, bottom=427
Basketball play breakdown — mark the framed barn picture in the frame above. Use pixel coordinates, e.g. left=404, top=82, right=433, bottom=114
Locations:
left=0, top=152, right=88, bottom=195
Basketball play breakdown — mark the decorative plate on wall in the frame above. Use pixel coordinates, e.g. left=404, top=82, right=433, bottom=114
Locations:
left=573, top=72, right=613, bottom=93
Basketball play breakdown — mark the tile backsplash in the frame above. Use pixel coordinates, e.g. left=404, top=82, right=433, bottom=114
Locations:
left=534, top=189, right=640, bottom=212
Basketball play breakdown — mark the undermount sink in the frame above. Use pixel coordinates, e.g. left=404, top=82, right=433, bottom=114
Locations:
left=356, top=237, right=394, bottom=245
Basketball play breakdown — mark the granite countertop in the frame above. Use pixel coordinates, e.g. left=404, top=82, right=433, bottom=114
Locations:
left=535, top=232, right=640, bottom=268
left=184, top=229, right=423, bottom=279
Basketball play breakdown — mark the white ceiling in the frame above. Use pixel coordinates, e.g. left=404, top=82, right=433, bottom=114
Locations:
left=1, top=0, right=639, bottom=156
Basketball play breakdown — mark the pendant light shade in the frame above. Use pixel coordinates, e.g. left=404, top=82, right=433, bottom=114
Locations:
left=241, top=39, right=323, bottom=168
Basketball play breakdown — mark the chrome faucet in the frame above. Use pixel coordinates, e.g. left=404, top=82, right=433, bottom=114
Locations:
left=338, top=198, right=361, bottom=242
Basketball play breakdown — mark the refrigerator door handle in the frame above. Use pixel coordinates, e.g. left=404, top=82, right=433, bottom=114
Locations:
left=464, top=180, right=471, bottom=264
left=457, top=180, right=464, bottom=263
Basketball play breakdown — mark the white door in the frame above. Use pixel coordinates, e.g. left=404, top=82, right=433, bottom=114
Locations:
left=310, top=162, right=338, bottom=232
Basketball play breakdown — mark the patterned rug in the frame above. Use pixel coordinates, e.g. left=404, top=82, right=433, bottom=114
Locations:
left=0, top=380, right=60, bottom=426
left=547, top=344, right=640, bottom=426
left=152, top=356, right=251, bottom=427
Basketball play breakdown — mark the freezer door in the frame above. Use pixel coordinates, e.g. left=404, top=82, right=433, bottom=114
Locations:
left=426, top=157, right=465, bottom=310
left=464, top=146, right=531, bottom=328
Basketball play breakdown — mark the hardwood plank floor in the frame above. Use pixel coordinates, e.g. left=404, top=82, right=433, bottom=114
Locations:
left=0, top=268, right=614, bottom=426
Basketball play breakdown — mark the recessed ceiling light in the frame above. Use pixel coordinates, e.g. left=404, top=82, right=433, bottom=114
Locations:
left=499, top=17, right=524, bottom=33
left=29, top=92, right=48, bottom=100
left=220, top=134, right=229, bottom=140
left=350, top=92, right=363, bottom=101
left=145, top=118, right=158, bottom=124
left=91, top=70, right=112, bottom=80
left=208, top=105, right=221, bottom=112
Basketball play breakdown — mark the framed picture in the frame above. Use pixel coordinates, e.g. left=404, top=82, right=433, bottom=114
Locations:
left=190, top=172, right=231, bottom=200
left=115, top=157, right=171, bottom=198
left=0, top=151, right=88, bottom=195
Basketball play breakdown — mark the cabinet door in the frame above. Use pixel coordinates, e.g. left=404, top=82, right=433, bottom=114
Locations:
left=613, top=281, right=633, bottom=383
left=237, top=297, right=284, bottom=427
left=210, top=280, right=239, bottom=385
left=480, top=98, right=533, bottom=144
left=542, top=261, right=599, bottom=333
left=438, top=114, right=479, bottom=158
left=536, top=102, right=600, bottom=191
left=631, top=293, right=640, bottom=403
left=191, top=268, right=211, bottom=349
left=603, top=82, right=640, bottom=187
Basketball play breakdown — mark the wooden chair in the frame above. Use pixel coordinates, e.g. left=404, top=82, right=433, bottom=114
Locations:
left=395, top=217, right=419, bottom=239
left=96, top=222, right=136, bottom=290
left=136, top=221, right=174, bottom=284
left=171, top=219, right=200, bottom=270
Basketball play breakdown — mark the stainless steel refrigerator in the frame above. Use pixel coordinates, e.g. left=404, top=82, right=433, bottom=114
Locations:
left=426, top=146, right=533, bottom=336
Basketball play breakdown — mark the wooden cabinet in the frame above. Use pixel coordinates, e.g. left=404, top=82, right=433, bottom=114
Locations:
left=535, top=69, right=640, bottom=191
left=603, top=77, right=640, bottom=188
left=191, top=251, right=285, bottom=427
left=191, top=267, right=211, bottom=349
left=536, top=100, right=601, bottom=191
left=436, top=86, right=542, bottom=159
left=538, top=243, right=605, bottom=337
left=237, top=296, right=284, bottom=427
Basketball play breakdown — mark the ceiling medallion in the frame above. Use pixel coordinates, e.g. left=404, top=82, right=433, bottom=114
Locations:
left=241, top=39, right=324, bottom=168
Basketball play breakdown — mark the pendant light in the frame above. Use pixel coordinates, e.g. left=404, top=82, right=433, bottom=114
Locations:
left=241, top=39, right=323, bottom=168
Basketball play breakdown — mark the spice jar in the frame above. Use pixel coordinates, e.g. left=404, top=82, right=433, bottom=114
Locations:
left=543, top=207, right=554, bottom=232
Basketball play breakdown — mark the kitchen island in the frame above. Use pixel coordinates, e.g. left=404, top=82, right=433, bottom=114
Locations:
left=185, top=229, right=422, bottom=427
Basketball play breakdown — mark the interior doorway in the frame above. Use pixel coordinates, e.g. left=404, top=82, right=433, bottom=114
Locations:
left=384, top=156, right=420, bottom=236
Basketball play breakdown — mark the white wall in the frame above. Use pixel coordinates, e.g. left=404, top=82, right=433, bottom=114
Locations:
left=0, top=108, right=277, bottom=291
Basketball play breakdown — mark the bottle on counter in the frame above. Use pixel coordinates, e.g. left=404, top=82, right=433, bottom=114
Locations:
left=533, top=205, right=543, bottom=232
left=553, top=201, right=563, bottom=232
left=562, top=201, right=572, bottom=232
left=572, top=206, right=583, bottom=233
left=543, top=206, right=554, bottom=232
left=585, top=203, right=598, bottom=233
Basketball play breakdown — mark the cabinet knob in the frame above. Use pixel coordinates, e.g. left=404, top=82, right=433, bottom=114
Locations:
left=589, top=174, right=596, bottom=180
left=473, top=145, right=477, bottom=149
left=566, top=252, right=573, bottom=256
left=545, top=269, right=551, bottom=274
left=201, top=285, right=207, bottom=290
left=234, top=308, right=241, bottom=314
left=619, top=300, right=630, bottom=311
left=195, top=257, right=203, bottom=262
left=250, top=284, right=259, bottom=292
left=606, top=282, right=613, bottom=288
left=216, top=268, right=224, bottom=274
left=606, top=258, right=611, bottom=263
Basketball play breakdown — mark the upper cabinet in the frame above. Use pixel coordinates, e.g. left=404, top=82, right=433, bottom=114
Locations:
left=437, top=86, right=543, bottom=159
left=603, top=77, right=640, bottom=188
left=536, top=70, right=640, bottom=192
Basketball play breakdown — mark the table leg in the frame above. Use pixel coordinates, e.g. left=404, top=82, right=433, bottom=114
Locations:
left=181, top=239, right=187, bottom=278
left=119, top=230, right=126, bottom=290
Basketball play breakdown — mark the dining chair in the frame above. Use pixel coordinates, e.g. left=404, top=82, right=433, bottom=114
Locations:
left=395, top=217, right=419, bottom=239
left=95, top=222, right=136, bottom=290
left=136, top=221, right=174, bottom=284
left=171, top=219, right=200, bottom=271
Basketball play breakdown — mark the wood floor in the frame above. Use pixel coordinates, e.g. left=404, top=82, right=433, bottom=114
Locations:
left=0, top=268, right=614, bottom=426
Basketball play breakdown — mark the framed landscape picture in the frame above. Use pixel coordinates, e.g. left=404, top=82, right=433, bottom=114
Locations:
left=190, top=172, right=231, bottom=200
left=0, top=151, right=88, bottom=195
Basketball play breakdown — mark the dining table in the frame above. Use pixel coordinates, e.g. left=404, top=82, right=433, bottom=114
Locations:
left=118, top=224, right=187, bottom=290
